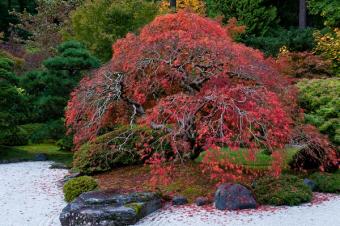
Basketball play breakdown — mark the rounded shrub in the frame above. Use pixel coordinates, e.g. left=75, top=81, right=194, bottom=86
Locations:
left=310, top=172, right=340, bottom=193
left=63, top=176, right=98, bottom=202
left=253, top=175, right=312, bottom=206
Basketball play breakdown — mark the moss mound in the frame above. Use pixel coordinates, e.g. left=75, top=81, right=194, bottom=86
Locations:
left=63, top=176, right=98, bottom=202
left=73, top=125, right=169, bottom=174
left=254, top=175, right=312, bottom=206
left=310, top=172, right=340, bottom=193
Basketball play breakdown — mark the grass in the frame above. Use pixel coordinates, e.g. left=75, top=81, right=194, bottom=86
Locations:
left=0, top=143, right=73, bottom=167
left=195, top=147, right=299, bottom=170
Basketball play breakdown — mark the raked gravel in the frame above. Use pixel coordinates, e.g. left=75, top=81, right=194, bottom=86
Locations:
left=1, top=161, right=339, bottom=226
left=0, top=162, right=68, bottom=226
left=137, top=193, right=340, bottom=226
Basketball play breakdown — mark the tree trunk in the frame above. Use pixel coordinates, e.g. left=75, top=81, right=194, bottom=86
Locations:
left=299, top=0, right=307, bottom=28
left=170, top=0, right=176, bottom=9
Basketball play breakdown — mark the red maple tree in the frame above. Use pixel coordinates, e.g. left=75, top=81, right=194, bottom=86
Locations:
left=66, top=11, right=302, bottom=183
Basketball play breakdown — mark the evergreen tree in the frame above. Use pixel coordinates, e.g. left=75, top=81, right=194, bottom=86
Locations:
left=21, top=40, right=100, bottom=123
left=0, top=54, right=27, bottom=145
left=205, top=0, right=278, bottom=36
left=43, top=40, right=100, bottom=76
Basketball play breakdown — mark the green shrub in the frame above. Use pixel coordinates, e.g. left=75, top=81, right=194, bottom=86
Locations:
left=310, top=172, right=340, bottom=193
left=297, top=78, right=340, bottom=145
left=253, top=175, right=312, bottom=206
left=56, top=135, right=74, bottom=151
left=63, top=176, right=98, bottom=202
left=0, top=127, right=29, bottom=146
left=73, top=125, right=170, bottom=174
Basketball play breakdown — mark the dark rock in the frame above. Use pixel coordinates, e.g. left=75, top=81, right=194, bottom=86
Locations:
left=60, top=191, right=162, bottom=226
left=34, top=153, right=48, bottom=161
left=172, top=196, right=188, bottom=205
left=251, top=181, right=257, bottom=189
left=195, top=197, right=208, bottom=206
left=49, top=162, right=69, bottom=169
left=214, top=183, right=256, bottom=210
left=304, top=178, right=317, bottom=191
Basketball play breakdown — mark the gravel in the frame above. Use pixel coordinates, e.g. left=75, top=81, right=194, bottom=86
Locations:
left=136, top=193, right=340, bottom=226
left=1, top=162, right=339, bottom=226
left=0, top=162, right=68, bottom=226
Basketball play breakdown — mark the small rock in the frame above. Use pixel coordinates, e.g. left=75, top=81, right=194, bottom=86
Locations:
left=50, top=162, right=69, bottom=169
left=172, top=196, right=188, bottom=206
left=304, top=178, right=317, bottom=191
left=251, top=181, right=257, bottom=188
left=195, top=197, right=208, bottom=206
left=34, top=153, right=48, bottom=161
left=214, top=183, right=256, bottom=210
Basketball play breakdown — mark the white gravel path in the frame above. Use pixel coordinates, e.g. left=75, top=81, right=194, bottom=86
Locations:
left=137, top=193, right=340, bottom=226
left=1, top=162, right=340, bottom=226
left=0, top=162, right=68, bottom=226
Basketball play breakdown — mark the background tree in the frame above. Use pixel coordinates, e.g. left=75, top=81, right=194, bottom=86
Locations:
left=0, top=0, right=36, bottom=39
left=308, top=0, right=340, bottom=28
left=63, top=0, right=159, bottom=61
left=0, top=53, right=28, bottom=145
left=20, top=40, right=99, bottom=143
left=160, top=0, right=205, bottom=15
left=204, top=0, right=278, bottom=36
left=299, top=0, right=307, bottom=28
left=10, top=0, right=82, bottom=53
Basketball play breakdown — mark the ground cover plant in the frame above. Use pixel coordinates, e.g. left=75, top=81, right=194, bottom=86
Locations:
left=310, top=171, right=340, bottom=193
left=253, top=175, right=313, bottom=206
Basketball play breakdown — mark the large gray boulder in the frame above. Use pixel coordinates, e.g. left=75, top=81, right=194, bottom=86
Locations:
left=214, top=183, right=256, bottom=210
left=60, top=191, right=162, bottom=226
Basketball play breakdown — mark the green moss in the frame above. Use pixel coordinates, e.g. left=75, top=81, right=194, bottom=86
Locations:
left=195, top=147, right=298, bottom=170
left=73, top=125, right=170, bottom=174
left=125, top=202, right=144, bottom=215
left=310, top=172, right=340, bottom=193
left=254, top=175, right=312, bottom=206
left=63, top=176, right=98, bottom=202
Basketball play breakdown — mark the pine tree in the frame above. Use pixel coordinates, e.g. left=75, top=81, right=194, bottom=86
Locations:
left=0, top=54, right=27, bottom=145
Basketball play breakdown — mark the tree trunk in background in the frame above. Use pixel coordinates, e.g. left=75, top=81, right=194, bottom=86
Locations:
left=299, top=0, right=306, bottom=28
left=170, top=0, right=176, bottom=9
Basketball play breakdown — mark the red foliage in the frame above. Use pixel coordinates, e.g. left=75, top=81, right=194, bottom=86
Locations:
left=66, top=11, right=299, bottom=184
left=277, top=51, right=333, bottom=79
left=289, top=125, right=339, bottom=172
